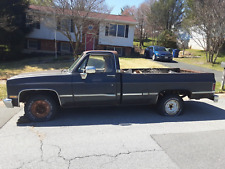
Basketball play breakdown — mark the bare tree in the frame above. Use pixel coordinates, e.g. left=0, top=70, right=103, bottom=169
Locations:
left=121, top=5, right=136, bottom=16
left=29, top=0, right=109, bottom=58
left=185, top=0, right=225, bottom=63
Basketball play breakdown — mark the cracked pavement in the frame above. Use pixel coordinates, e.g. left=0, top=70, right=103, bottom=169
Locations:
left=0, top=96, right=225, bottom=169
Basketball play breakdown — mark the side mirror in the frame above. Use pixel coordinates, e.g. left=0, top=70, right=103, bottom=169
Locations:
left=86, top=66, right=96, bottom=74
left=80, top=66, right=96, bottom=80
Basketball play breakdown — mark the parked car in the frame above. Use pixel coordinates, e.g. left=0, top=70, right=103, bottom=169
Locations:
left=144, top=46, right=173, bottom=61
left=4, top=50, right=218, bottom=122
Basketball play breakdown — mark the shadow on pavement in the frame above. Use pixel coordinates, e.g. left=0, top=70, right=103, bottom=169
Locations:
left=18, top=101, right=225, bottom=127
left=159, top=60, right=178, bottom=63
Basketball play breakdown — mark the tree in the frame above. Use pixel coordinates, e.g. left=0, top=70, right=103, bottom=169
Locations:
left=121, top=3, right=149, bottom=48
left=120, top=5, right=135, bottom=16
left=157, top=30, right=177, bottom=48
left=147, top=0, right=184, bottom=32
left=0, top=0, right=31, bottom=60
left=136, top=3, right=150, bottom=47
left=29, top=0, right=109, bottom=58
left=176, top=29, right=190, bottom=55
left=184, top=0, right=225, bottom=63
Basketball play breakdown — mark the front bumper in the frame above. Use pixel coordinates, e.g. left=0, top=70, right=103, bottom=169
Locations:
left=157, top=56, right=172, bottom=60
left=3, top=98, right=14, bottom=108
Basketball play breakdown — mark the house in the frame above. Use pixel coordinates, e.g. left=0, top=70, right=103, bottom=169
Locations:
left=24, top=5, right=137, bottom=56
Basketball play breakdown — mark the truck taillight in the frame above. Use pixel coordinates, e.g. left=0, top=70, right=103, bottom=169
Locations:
left=212, top=83, right=216, bottom=91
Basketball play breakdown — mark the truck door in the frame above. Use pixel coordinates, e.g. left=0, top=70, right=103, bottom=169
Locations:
left=72, top=53, right=119, bottom=106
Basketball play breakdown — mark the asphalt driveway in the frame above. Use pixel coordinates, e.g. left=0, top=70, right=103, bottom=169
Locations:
left=158, top=60, right=223, bottom=82
left=0, top=96, right=225, bottom=169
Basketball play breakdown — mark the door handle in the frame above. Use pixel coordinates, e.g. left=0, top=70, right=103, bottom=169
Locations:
left=107, top=75, right=116, bottom=77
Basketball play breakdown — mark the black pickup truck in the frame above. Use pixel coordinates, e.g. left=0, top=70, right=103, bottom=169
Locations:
left=4, top=50, right=218, bottom=121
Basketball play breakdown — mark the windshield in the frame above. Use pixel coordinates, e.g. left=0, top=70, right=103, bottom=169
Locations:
left=68, top=53, right=84, bottom=72
left=155, top=46, right=166, bottom=51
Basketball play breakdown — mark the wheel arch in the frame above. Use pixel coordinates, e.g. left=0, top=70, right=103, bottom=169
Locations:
left=18, top=89, right=61, bottom=106
left=158, top=89, right=191, bottom=100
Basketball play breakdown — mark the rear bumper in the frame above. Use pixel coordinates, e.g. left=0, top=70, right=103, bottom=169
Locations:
left=190, top=92, right=218, bottom=102
left=3, top=98, right=14, bottom=108
left=213, top=95, right=219, bottom=102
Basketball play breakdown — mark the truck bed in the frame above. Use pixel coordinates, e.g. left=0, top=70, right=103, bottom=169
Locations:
left=120, top=68, right=215, bottom=105
left=122, top=68, right=202, bottom=74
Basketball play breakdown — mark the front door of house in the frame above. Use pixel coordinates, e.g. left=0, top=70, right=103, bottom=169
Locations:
left=85, top=34, right=95, bottom=51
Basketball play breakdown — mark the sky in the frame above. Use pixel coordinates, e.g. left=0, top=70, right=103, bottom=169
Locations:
left=105, top=0, right=146, bottom=15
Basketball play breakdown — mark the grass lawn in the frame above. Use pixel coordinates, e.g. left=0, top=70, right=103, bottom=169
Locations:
left=0, top=56, right=166, bottom=80
left=119, top=57, right=166, bottom=69
left=0, top=57, right=72, bottom=80
left=133, top=38, right=158, bottom=50
left=174, top=49, right=225, bottom=72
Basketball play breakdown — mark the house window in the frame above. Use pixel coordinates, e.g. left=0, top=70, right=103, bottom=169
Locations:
left=26, top=15, right=40, bottom=29
left=34, top=21, right=40, bottom=29
left=61, top=42, right=70, bottom=52
left=125, top=25, right=129, bottom=38
left=105, top=24, right=129, bottom=38
left=57, top=18, right=72, bottom=32
left=117, top=25, right=125, bottom=37
left=61, top=19, right=70, bottom=31
left=109, top=24, right=117, bottom=36
left=105, top=24, right=109, bottom=36
left=28, top=40, right=38, bottom=49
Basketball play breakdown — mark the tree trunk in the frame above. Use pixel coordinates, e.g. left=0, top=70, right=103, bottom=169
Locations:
left=73, top=41, right=80, bottom=59
left=213, top=49, right=220, bottom=64
left=205, top=51, right=208, bottom=62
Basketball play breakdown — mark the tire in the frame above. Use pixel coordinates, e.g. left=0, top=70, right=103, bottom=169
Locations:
left=152, top=54, right=156, bottom=61
left=158, top=94, right=183, bottom=116
left=144, top=52, right=147, bottom=58
left=25, top=95, right=58, bottom=122
left=144, top=52, right=149, bottom=58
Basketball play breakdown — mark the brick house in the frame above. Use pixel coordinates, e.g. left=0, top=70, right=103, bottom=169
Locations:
left=24, top=5, right=137, bottom=56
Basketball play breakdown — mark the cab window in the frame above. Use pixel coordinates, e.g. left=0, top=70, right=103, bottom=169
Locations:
left=78, top=54, right=114, bottom=73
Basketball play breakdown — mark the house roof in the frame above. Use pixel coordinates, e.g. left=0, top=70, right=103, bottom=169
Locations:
left=29, top=5, right=137, bottom=25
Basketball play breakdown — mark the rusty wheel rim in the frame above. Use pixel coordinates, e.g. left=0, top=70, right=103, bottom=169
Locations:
left=31, top=100, right=51, bottom=118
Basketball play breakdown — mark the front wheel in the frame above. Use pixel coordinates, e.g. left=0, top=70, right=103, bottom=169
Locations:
left=152, top=54, right=156, bottom=61
left=158, top=95, right=183, bottom=116
left=25, top=95, right=58, bottom=122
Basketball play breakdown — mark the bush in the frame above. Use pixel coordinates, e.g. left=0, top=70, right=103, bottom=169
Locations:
left=157, top=30, right=177, bottom=48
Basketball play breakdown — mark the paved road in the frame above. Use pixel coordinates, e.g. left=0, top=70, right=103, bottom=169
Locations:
left=158, top=60, right=223, bottom=82
left=0, top=95, right=225, bottom=169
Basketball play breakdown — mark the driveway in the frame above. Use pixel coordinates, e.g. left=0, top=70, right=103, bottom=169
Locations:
left=0, top=96, right=225, bottom=169
left=158, top=60, right=223, bottom=82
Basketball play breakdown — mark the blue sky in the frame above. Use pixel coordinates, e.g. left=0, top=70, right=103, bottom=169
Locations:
left=105, top=0, right=146, bottom=15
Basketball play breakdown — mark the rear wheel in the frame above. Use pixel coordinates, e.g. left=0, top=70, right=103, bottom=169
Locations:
left=144, top=52, right=149, bottom=58
left=144, top=52, right=147, bottom=58
left=25, top=95, right=58, bottom=122
left=158, top=94, right=183, bottom=116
